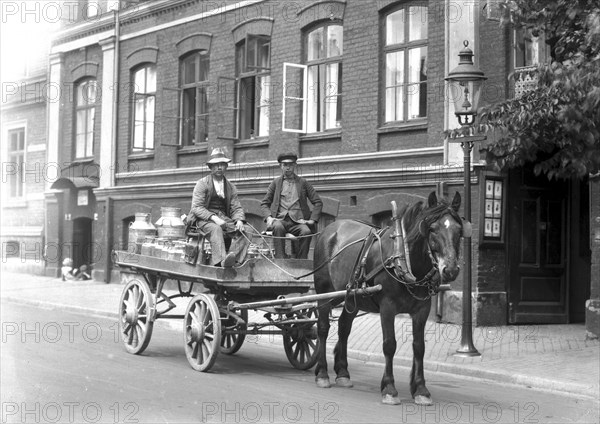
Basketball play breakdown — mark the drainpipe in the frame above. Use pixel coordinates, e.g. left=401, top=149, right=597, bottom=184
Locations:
left=111, top=6, right=120, bottom=187
left=105, top=6, right=120, bottom=283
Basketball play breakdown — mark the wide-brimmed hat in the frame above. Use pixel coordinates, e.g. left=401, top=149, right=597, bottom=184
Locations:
left=277, top=152, right=298, bottom=164
left=207, top=147, right=232, bottom=165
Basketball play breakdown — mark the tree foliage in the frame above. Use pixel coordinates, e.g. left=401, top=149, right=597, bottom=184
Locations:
left=478, top=0, right=600, bottom=180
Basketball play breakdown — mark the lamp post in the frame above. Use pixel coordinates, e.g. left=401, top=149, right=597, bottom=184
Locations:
left=445, top=41, right=487, bottom=357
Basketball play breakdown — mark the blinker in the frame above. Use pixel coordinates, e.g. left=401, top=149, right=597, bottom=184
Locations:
left=461, top=219, right=473, bottom=238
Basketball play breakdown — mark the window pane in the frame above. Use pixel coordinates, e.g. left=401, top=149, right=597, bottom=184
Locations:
left=134, top=68, right=145, bottom=93
left=183, top=55, right=197, bottom=84
left=247, top=38, right=256, bottom=69
left=327, top=25, right=343, bottom=57
left=308, top=27, right=324, bottom=61
left=87, top=108, right=95, bottom=156
left=386, top=10, right=405, bottom=45
left=199, top=52, right=209, bottom=81
left=182, top=88, right=196, bottom=145
left=386, top=51, right=404, bottom=87
left=146, top=66, right=156, bottom=92
left=408, top=47, right=427, bottom=119
left=146, top=96, right=155, bottom=148
left=307, top=66, right=320, bottom=132
left=324, top=63, right=341, bottom=129
left=258, top=39, right=271, bottom=69
left=408, top=6, right=428, bottom=41
left=134, top=123, right=144, bottom=149
left=236, top=43, right=245, bottom=75
left=257, top=75, right=270, bottom=137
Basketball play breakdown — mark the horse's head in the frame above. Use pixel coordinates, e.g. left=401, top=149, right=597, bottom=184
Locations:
left=417, top=191, right=465, bottom=282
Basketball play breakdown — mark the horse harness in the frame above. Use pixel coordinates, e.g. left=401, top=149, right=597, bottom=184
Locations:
left=347, top=216, right=441, bottom=302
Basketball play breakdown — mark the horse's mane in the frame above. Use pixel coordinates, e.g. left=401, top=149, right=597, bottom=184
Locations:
left=402, top=199, right=462, bottom=246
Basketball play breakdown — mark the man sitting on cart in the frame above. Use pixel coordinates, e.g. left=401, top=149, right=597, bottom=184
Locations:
left=261, top=152, right=323, bottom=259
left=187, top=148, right=250, bottom=268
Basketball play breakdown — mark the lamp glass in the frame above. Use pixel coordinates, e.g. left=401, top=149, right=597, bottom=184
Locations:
left=448, top=79, right=483, bottom=118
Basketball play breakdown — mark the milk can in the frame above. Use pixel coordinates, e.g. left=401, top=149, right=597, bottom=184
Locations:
left=155, top=207, right=186, bottom=240
left=128, top=213, right=157, bottom=253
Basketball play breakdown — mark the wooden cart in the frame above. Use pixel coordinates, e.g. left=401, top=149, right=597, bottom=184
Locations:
left=112, top=250, right=380, bottom=372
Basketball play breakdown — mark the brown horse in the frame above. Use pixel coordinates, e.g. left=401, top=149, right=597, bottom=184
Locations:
left=313, top=192, right=465, bottom=405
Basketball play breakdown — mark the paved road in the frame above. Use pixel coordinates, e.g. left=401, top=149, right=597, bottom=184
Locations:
left=2, top=301, right=598, bottom=424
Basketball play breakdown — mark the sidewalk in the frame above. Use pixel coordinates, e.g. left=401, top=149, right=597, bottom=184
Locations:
left=1, top=271, right=598, bottom=401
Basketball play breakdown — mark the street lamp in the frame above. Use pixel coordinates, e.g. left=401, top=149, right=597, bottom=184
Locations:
left=445, top=41, right=487, bottom=357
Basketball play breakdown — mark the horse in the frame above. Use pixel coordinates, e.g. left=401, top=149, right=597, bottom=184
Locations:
left=313, top=191, right=465, bottom=405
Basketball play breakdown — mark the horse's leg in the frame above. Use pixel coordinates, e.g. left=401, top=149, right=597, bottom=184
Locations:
left=409, top=304, right=433, bottom=405
left=333, top=306, right=358, bottom=387
left=380, top=303, right=401, bottom=405
left=315, top=299, right=332, bottom=388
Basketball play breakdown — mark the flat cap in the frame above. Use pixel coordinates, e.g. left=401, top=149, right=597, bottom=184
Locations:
left=277, top=152, right=298, bottom=163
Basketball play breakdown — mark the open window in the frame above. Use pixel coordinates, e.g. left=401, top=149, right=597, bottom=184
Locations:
left=282, top=63, right=308, bottom=133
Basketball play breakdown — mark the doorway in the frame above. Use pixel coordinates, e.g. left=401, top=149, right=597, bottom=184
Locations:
left=507, top=168, right=590, bottom=324
left=72, top=217, right=93, bottom=269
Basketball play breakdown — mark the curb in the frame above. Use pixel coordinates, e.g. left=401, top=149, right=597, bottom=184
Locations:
left=3, top=295, right=598, bottom=401
left=346, top=348, right=597, bottom=400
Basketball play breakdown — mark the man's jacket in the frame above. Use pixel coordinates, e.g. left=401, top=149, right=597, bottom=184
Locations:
left=260, top=175, right=323, bottom=222
left=189, top=175, right=245, bottom=222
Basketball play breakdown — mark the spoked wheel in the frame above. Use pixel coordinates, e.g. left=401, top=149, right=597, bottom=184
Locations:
left=283, top=308, right=319, bottom=370
left=220, top=309, right=248, bottom=355
left=184, top=293, right=221, bottom=372
left=119, top=278, right=155, bottom=354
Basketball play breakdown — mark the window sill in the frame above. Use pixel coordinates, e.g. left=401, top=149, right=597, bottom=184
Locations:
left=177, top=144, right=209, bottom=155
left=377, top=121, right=427, bottom=134
left=128, top=152, right=154, bottom=160
left=299, top=129, right=342, bottom=141
left=3, top=199, right=27, bottom=208
left=236, top=138, right=269, bottom=148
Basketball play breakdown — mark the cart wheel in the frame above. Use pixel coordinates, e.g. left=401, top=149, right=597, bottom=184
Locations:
left=119, top=278, right=155, bottom=354
left=220, top=309, right=248, bottom=355
left=184, top=293, right=221, bottom=372
left=283, top=308, right=319, bottom=370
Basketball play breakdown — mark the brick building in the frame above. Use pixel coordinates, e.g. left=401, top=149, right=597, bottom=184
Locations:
left=1, top=44, right=49, bottom=275
left=17, top=0, right=597, bottom=334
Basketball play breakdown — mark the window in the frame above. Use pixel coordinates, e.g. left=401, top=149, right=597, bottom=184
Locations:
left=383, top=5, right=428, bottom=123
left=74, top=79, right=97, bottom=159
left=514, top=28, right=550, bottom=68
left=132, top=65, right=156, bottom=151
left=180, top=51, right=210, bottom=146
left=305, top=24, right=343, bottom=132
left=236, top=35, right=271, bottom=140
left=7, top=128, right=25, bottom=198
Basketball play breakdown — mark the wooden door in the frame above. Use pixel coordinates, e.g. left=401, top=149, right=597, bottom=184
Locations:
left=508, top=169, right=569, bottom=323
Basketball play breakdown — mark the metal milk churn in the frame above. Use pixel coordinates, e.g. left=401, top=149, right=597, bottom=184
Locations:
left=155, top=207, right=186, bottom=240
left=128, top=213, right=157, bottom=253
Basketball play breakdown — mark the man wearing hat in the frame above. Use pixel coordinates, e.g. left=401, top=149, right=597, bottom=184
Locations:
left=261, top=152, right=323, bottom=259
left=188, top=148, right=249, bottom=267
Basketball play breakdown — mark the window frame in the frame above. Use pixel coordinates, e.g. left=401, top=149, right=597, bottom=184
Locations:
left=6, top=126, right=25, bottom=199
left=131, top=64, right=156, bottom=152
left=382, top=3, right=429, bottom=125
left=513, top=27, right=551, bottom=69
left=179, top=50, right=210, bottom=147
left=304, top=22, right=343, bottom=134
left=74, top=78, right=97, bottom=159
left=235, top=34, right=272, bottom=141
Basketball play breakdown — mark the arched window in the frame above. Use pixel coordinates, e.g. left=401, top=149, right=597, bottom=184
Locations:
left=235, top=34, right=271, bottom=140
left=383, top=4, right=428, bottom=123
left=132, top=64, right=156, bottom=151
left=74, top=78, right=97, bottom=158
left=180, top=51, right=210, bottom=146
left=305, top=23, right=343, bottom=132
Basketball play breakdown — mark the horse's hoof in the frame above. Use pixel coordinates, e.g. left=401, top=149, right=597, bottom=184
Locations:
left=316, top=378, right=331, bottom=388
left=382, top=394, right=401, bottom=405
left=335, top=377, right=353, bottom=388
left=414, top=395, right=433, bottom=405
